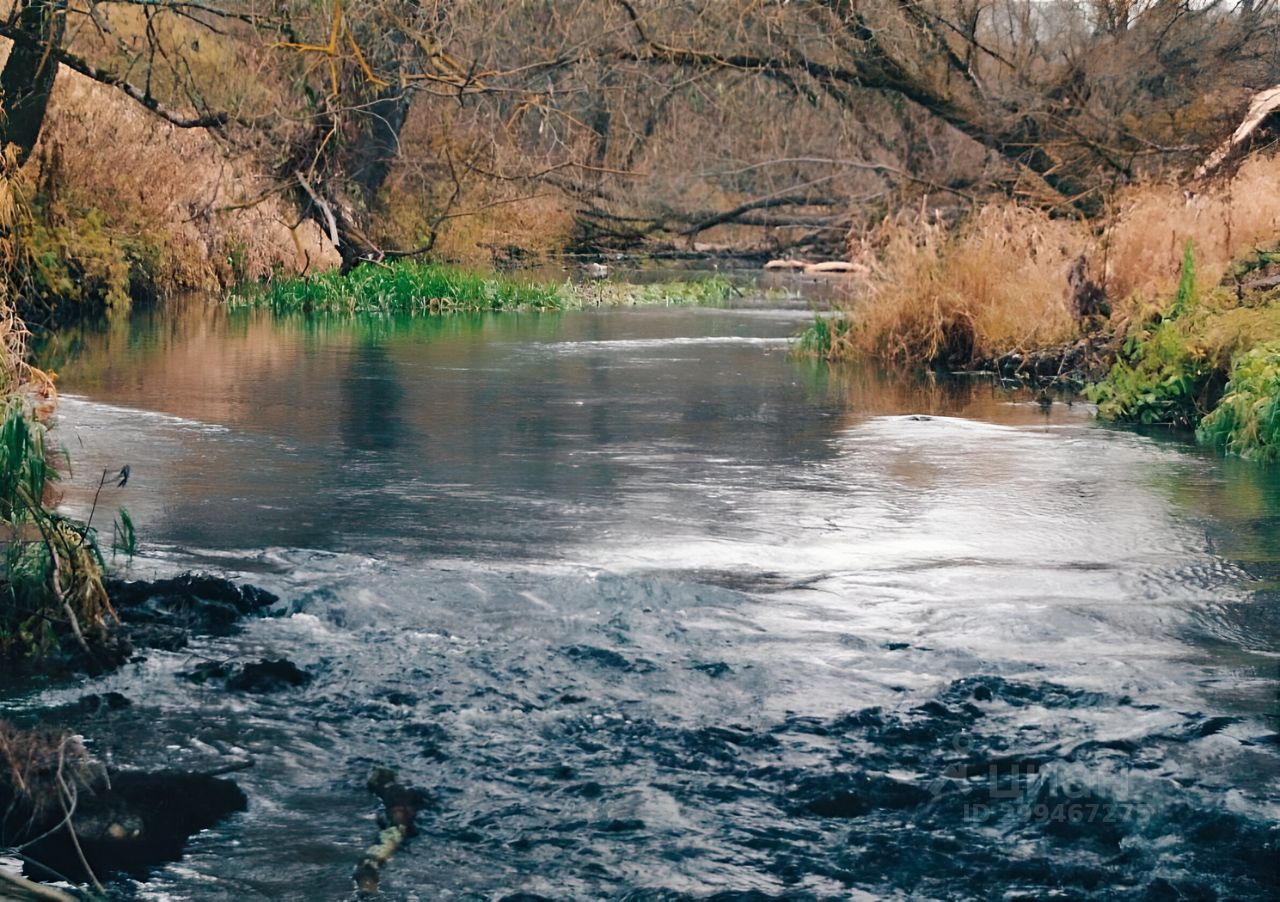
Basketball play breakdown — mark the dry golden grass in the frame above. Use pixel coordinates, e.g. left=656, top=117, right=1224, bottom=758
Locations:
left=843, top=202, right=1087, bottom=364
left=1104, top=154, right=1280, bottom=308
left=830, top=151, right=1280, bottom=367
left=0, top=36, right=338, bottom=305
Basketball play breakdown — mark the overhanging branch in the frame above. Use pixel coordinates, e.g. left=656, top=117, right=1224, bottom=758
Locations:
left=0, top=24, right=228, bottom=128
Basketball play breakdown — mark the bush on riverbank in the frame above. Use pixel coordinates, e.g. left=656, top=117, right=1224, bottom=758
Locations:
left=1088, top=240, right=1280, bottom=448
left=799, top=203, right=1085, bottom=365
left=1196, top=342, right=1280, bottom=461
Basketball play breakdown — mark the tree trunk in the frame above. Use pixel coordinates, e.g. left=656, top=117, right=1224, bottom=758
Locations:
left=0, top=0, right=66, bottom=166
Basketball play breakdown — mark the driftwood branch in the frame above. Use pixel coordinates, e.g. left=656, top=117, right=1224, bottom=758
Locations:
left=679, top=194, right=843, bottom=236
left=0, top=868, right=78, bottom=902
left=1196, top=85, right=1280, bottom=179
left=295, top=171, right=340, bottom=250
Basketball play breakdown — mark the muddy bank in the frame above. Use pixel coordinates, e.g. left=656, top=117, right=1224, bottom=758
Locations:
left=987, top=337, right=1113, bottom=388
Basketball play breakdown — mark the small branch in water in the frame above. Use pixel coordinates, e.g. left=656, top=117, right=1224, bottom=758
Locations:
left=352, top=767, right=428, bottom=895
left=85, top=466, right=129, bottom=534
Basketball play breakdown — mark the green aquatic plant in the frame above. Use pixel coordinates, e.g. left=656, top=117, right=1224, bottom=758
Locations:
left=0, top=403, right=122, bottom=670
left=233, top=260, right=568, bottom=315
left=112, top=506, right=137, bottom=561
left=232, top=261, right=743, bottom=316
left=793, top=313, right=854, bottom=359
left=1170, top=240, right=1199, bottom=319
left=1197, top=342, right=1280, bottom=461
left=0, top=397, right=49, bottom=523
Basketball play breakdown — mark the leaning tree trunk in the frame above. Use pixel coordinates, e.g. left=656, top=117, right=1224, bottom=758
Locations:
left=0, top=0, right=66, bottom=166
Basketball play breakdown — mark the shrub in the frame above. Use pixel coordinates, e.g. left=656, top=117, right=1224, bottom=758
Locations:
left=1197, top=342, right=1280, bottom=461
left=838, top=203, right=1085, bottom=366
left=1087, top=320, right=1217, bottom=426
left=1088, top=245, right=1219, bottom=426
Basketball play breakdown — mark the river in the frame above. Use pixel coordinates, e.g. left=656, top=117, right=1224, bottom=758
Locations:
left=9, top=295, right=1279, bottom=899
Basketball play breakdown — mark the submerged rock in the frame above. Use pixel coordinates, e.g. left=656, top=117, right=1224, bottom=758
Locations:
left=227, top=658, right=312, bottom=693
left=106, top=572, right=279, bottom=644
left=787, top=772, right=932, bottom=819
left=0, top=724, right=246, bottom=884
left=180, top=658, right=312, bottom=693
left=21, top=769, right=247, bottom=882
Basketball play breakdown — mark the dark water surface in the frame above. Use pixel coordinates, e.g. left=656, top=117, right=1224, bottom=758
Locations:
left=8, top=299, right=1279, bottom=899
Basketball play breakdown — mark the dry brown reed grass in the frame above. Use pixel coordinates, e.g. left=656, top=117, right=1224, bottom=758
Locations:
left=0, top=147, right=55, bottom=416
left=834, top=151, right=1280, bottom=367
left=843, top=202, right=1087, bottom=365
left=1104, top=154, right=1280, bottom=322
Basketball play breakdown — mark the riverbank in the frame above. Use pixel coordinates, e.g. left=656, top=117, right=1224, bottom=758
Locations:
left=794, top=150, right=1280, bottom=460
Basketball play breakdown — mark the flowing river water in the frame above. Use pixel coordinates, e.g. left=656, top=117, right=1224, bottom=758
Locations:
left=7, top=295, right=1279, bottom=899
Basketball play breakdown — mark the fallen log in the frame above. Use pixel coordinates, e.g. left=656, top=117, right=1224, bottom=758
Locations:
left=353, top=767, right=431, bottom=895
left=1197, top=85, right=1280, bottom=179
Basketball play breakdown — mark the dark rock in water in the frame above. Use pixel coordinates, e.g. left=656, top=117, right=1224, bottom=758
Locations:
left=1196, top=715, right=1239, bottom=737
left=565, top=780, right=603, bottom=799
left=227, top=659, right=312, bottom=693
left=21, top=769, right=246, bottom=882
left=563, top=644, right=657, bottom=673
left=499, top=894, right=558, bottom=902
left=77, top=691, right=131, bottom=713
left=1143, top=877, right=1217, bottom=901
left=179, top=658, right=312, bottom=692
left=181, top=661, right=236, bottom=685
left=106, top=572, right=279, bottom=641
left=123, top=621, right=189, bottom=652
left=788, top=772, right=931, bottom=818
left=692, top=661, right=733, bottom=678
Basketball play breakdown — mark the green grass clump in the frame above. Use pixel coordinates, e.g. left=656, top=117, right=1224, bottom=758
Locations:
left=793, top=313, right=854, bottom=359
left=1196, top=342, right=1280, bottom=461
left=1087, top=319, right=1216, bottom=426
left=1089, top=243, right=1216, bottom=426
left=234, top=263, right=743, bottom=315
left=235, top=261, right=569, bottom=315
left=579, top=275, right=738, bottom=307
left=0, top=399, right=122, bottom=671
